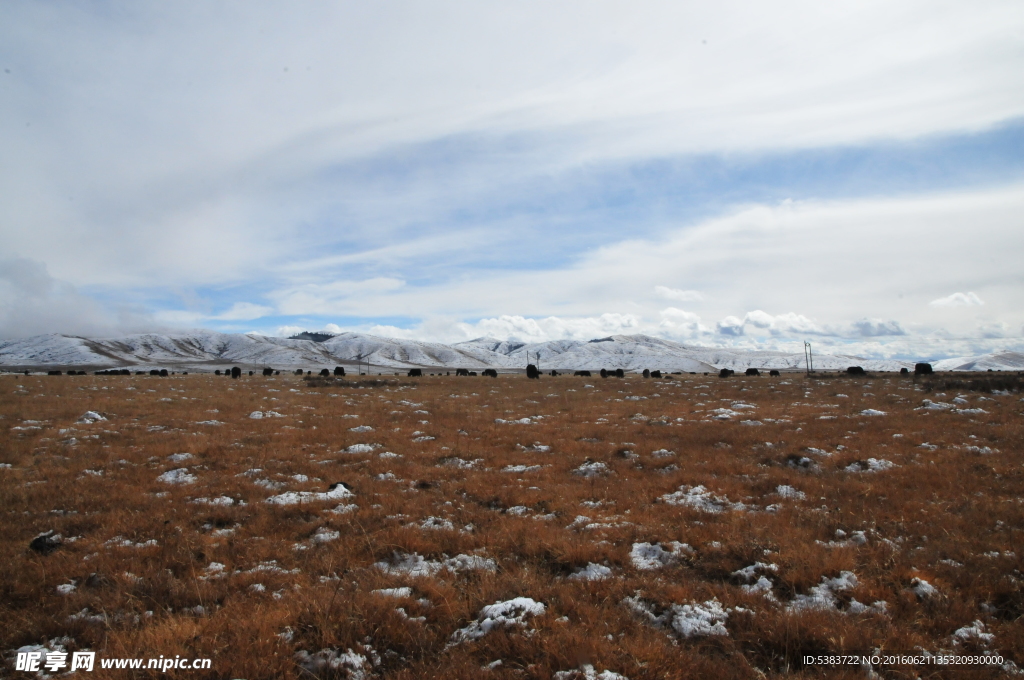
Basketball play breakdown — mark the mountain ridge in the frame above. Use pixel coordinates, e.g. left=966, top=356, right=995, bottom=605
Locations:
left=0, top=331, right=1018, bottom=372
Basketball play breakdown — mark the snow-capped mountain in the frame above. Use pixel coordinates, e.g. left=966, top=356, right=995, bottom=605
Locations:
left=0, top=330, right=1018, bottom=372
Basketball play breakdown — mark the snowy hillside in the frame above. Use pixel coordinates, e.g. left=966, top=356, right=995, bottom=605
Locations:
left=932, top=351, right=1024, bottom=371
left=1, top=330, right=1019, bottom=372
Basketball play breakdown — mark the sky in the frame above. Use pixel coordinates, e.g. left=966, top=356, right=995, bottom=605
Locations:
left=2, top=1, right=1023, bottom=360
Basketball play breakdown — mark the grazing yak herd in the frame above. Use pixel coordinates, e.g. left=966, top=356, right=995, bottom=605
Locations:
left=33, top=363, right=938, bottom=378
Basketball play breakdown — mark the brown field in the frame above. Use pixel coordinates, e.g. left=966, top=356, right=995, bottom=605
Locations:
left=1, top=370, right=1022, bottom=679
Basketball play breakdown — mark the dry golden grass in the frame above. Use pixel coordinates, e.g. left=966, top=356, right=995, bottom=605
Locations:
left=1, top=370, right=1022, bottom=679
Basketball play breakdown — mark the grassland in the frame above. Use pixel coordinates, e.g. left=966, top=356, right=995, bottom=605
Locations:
left=1, top=370, right=1022, bottom=679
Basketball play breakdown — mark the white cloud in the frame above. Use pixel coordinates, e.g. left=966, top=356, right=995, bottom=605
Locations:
left=658, top=307, right=709, bottom=338
left=716, top=316, right=746, bottom=336
left=654, top=286, right=704, bottom=302
left=274, top=325, right=306, bottom=338
left=455, top=313, right=641, bottom=343
left=715, top=310, right=826, bottom=337
left=929, top=292, right=984, bottom=307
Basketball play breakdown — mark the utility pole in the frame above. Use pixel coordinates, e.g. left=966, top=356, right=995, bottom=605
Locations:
left=804, top=341, right=814, bottom=375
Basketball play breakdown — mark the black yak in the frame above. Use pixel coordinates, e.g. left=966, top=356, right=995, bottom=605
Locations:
left=456, top=368, right=469, bottom=376
left=526, top=364, right=540, bottom=379
left=574, top=370, right=591, bottom=377
left=615, top=368, right=625, bottom=378
left=915, top=363, right=933, bottom=375
left=769, top=370, right=780, bottom=377
left=900, top=367, right=909, bottom=375
left=334, top=366, right=345, bottom=377
left=651, top=370, right=662, bottom=378
left=294, top=369, right=304, bottom=375
left=745, top=368, right=760, bottom=376
left=483, top=369, right=498, bottom=378
left=48, top=370, right=62, bottom=376
left=215, top=370, right=222, bottom=376
left=319, top=368, right=330, bottom=377
left=600, top=368, right=608, bottom=379
left=642, top=369, right=651, bottom=378
left=847, top=366, right=866, bottom=376
left=262, top=367, right=274, bottom=376
left=719, top=368, right=734, bottom=378
left=231, top=366, right=241, bottom=379
left=408, top=368, right=422, bottom=377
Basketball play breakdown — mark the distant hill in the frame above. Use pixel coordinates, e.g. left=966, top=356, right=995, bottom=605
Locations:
left=1, top=330, right=1019, bottom=372
left=288, top=331, right=337, bottom=343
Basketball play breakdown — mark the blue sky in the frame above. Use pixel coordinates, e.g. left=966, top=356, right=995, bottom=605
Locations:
left=2, top=1, right=1023, bottom=360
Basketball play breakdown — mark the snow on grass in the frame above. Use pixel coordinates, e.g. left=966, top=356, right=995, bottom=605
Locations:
left=343, top=443, right=377, bottom=454
left=670, top=599, right=730, bottom=638
left=623, top=594, right=729, bottom=638
left=740, top=420, right=763, bottom=426
left=952, top=620, right=995, bottom=645
left=444, top=554, right=498, bottom=572
left=349, top=425, right=374, bottom=432
left=819, top=529, right=868, bottom=548
left=844, top=458, right=897, bottom=473
left=310, top=527, right=340, bottom=543
left=572, top=461, right=610, bottom=477
left=630, top=542, right=693, bottom=570
left=56, top=582, right=76, bottom=595
left=775, top=485, right=806, bottom=500
left=568, top=563, right=613, bottom=581
left=448, top=597, right=546, bottom=645
left=105, top=536, right=159, bottom=549
left=294, top=648, right=375, bottom=679
left=420, top=516, right=454, bottom=531
left=660, top=485, right=747, bottom=513
left=264, top=482, right=354, bottom=505
left=860, top=409, right=886, bottom=416
left=553, top=665, right=630, bottom=680
left=167, top=452, right=193, bottom=463
left=372, top=587, right=412, bottom=598
left=76, top=411, right=106, bottom=424
left=847, top=599, right=888, bottom=615
left=502, top=464, right=542, bottom=473
left=327, top=503, right=358, bottom=515
left=157, top=468, right=196, bottom=484
left=375, top=552, right=443, bottom=577
left=918, top=400, right=954, bottom=411
left=910, top=577, right=939, bottom=599
left=787, top=571, right=858, bottom=611
left=650, top=448, right=675, bottom=458
left=191, top=496, right=242, bottom=506
left=439, top=457, right=483, bottom=469
left=733, top=563, right=779, bottom=599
